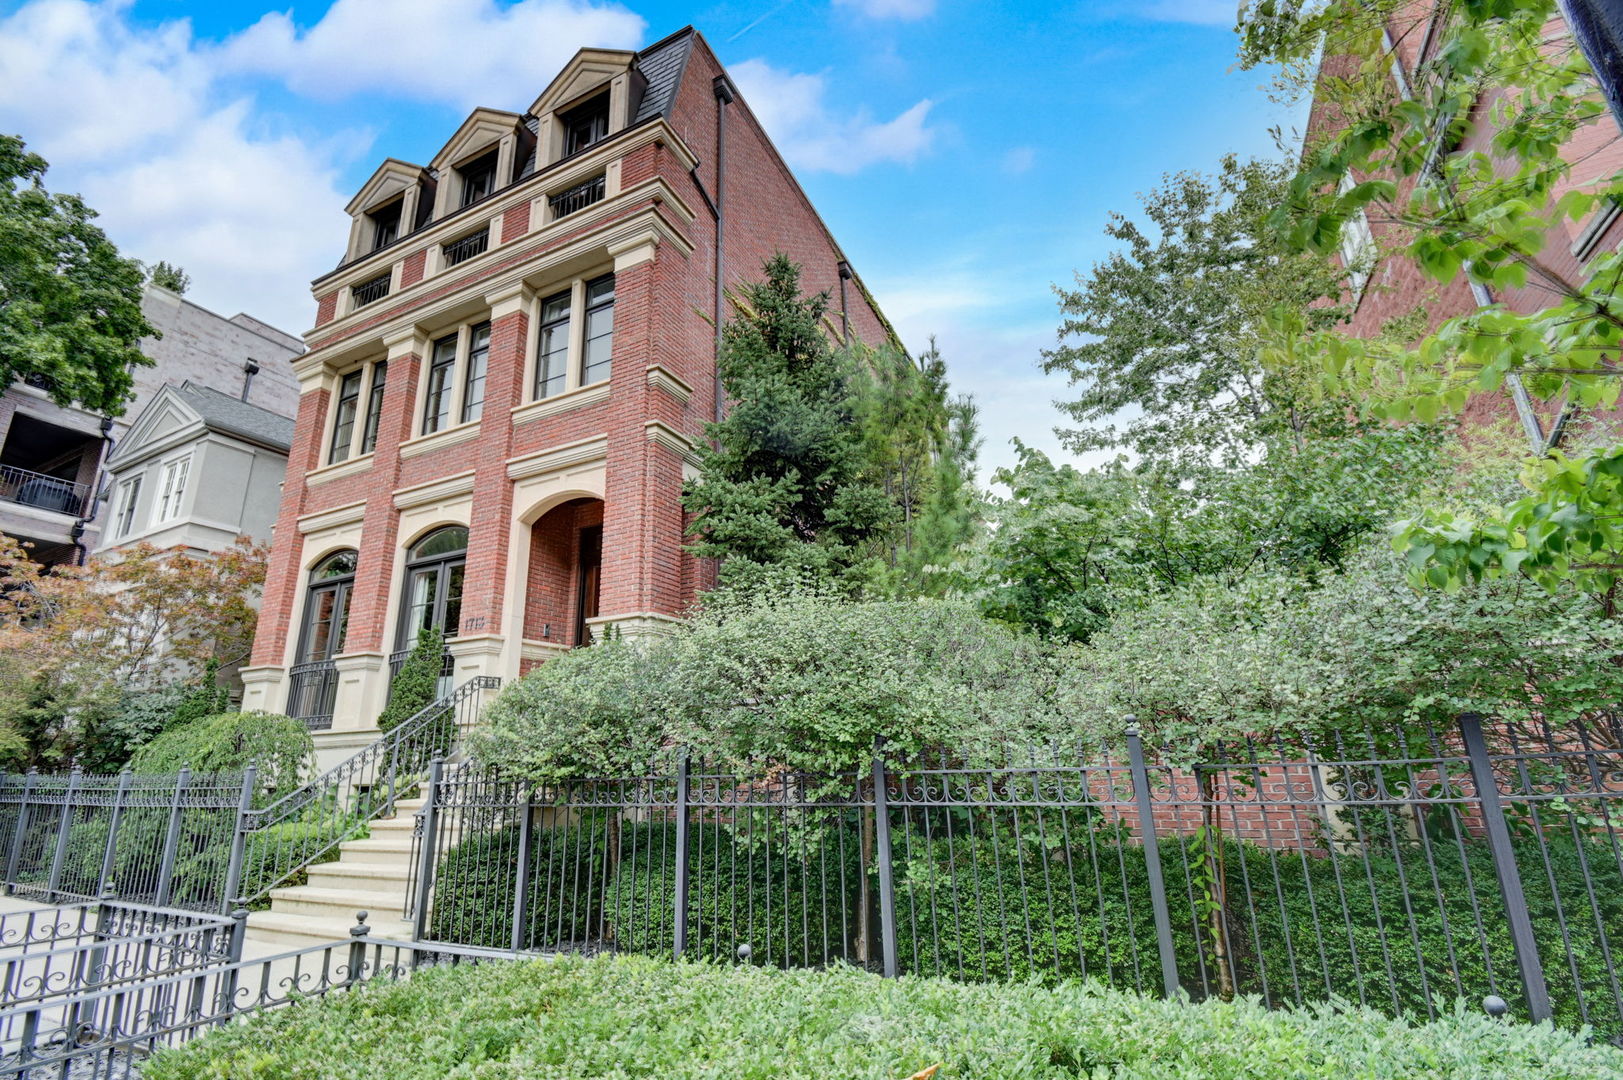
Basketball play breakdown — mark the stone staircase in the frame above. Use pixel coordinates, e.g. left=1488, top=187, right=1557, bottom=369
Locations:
left=244, top=796, right=424, bottom=950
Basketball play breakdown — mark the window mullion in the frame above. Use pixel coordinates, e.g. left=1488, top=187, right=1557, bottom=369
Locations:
left=447, top=325, right=469, bottom=426
left=566, top=278, right=586, bottom=392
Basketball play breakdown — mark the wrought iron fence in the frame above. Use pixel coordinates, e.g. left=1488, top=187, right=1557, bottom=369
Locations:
left=442, top=227, right=489, bottom=267
left=386, top=648, right=455, bottom=691
left=350, top=272, right=391, bottom=308
left=405, top=713, right=1623, bottom=1041
left=0, top=676, right=500, bottom=915
left=0, top=465, right=88, bottom=517
left=285, top=660, right=339, bottom=730
left=548, top=174, right=605, bottom=219
left=0, top=911, right=509, bottom=1079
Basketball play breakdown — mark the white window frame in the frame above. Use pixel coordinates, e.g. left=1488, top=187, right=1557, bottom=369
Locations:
left=112, top=476, right=142, bottom=538
left=153, top=456, right=191, bottom=524
left=324, top=358, right=389, bottom=463
left=416, top=319, right=492, bottom=437
left=528, top=270, right=615, bottom=402
left=1338, top=173, right=1377, bottom=303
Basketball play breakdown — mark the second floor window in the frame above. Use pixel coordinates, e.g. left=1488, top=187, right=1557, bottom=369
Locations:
left=113, top=476, right=140, bottom=538
left=359, top=361, right=388, bottom=455
left=531, top=273, right=615, bottom=401
left=328, top=370, right=363, bottom=464
left=459, top=150, right=498, bottom=208
left=461, top=322, right=491, bottom=424
left=155, top=456, right=189, bottom=523
left=423, top=334, right=457, bottom=434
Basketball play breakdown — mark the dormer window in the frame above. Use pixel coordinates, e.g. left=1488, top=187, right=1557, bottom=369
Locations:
left=459, top=149, right=498, bottom=208
left=561, top=93, right=610, bottom=157
left=369, top=200, right=401, bottom=251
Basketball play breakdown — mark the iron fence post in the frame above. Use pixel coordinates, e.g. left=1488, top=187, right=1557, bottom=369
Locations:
left=673, top=751, right=692, bottom=959
left=220, top=766, right=257, bottom=915
left=156, top=766, right=191, bottom=908
left=410, top=759, right=444, bottom=949
left=870, top=738, right=898, bottom=979
left=509, top=783, right=535, bottom=954
left=1459, top=711, right=1552, bottom=1022
left=97, top=769, right=133, bottom=898
left=346, top=911, right=369, bottom=988
left=46, top=765, right=82, bottom=901
left=215, top=906, right=248, bottom=1027
left=5, top=768, right=36, bottom=896
left=1126, top=722, right=1181, bottom=998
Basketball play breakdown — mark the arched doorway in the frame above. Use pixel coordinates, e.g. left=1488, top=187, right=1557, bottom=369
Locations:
left=523, top=498, right=604, bottom=656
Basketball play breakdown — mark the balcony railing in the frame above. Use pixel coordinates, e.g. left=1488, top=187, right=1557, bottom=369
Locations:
left=285, top=660, right=338, bottom=731
left=0, top=465, right=89, bottom=517
left=442, top=228, right=489, bottom=268
left=549, top=175, right=605, bottom=220
left=351, top=273, right=391, bottom=308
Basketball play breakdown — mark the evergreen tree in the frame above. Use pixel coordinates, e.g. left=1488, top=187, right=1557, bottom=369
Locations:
left=377, top=626, right=445, bottom=734
left=684, top=255, right=898, bottom=589
left=147, top=261, right=190, bottom=295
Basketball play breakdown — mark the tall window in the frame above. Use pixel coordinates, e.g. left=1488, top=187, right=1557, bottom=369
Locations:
left=113, top=476, right=141, bottom=538
left=422, top=334, right=457, bottom=434
left=562, top=94, right=610, bottom=157
left=582, top=275, right=615, bottom=386
left=398, top=526, right=467, bottom=649
left=154, top=457, right=190, bottom=523
left=298, top=550, right=357, bottom=664
left=328, top=370, right=363, bottom=464
left=535, top=291, right=571, bottom=399
left=461, top=322, right=491, bottom=424
left=359, top=361, right=388, bottom=455
left=531, top=273, right=614, bottom=401
left=459, top=150, right=498, bottom=208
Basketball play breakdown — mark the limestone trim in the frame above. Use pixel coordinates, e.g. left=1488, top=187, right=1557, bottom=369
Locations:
left=587, top=612, right=683, bottom=640
left=645, top=420, right=701, bottom=466
left=528, top=48, right=636, bottom=129
left=305, top=452, right=374, bottom=487
left=383, top=326, right=430, bottom=359
left=393, top=470, right=477, bottom=510
left=511, top=381, right=610, bottom=425
left=645, top=364, right=693, bottom=403
left=398, top=419, right=481, bottom=459
left=297, top=500, right=367, bottom=535
left=507, top=435, right=608, bottom=480
left=521, top=638, right=570, bottom=662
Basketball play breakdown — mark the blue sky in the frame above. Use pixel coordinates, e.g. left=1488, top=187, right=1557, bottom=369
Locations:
left=0, top=0, right=1302, bottom=477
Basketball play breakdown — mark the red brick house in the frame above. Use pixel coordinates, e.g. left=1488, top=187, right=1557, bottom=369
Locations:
left=1308, top=1, right=1623, bottom=448
left=240, top=28, right=897, bottom=747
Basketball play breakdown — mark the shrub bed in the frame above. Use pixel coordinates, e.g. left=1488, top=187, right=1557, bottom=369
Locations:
left=144, top=953, right=1620, bottom=1079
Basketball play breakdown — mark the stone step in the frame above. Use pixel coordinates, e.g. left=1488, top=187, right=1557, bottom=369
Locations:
left=269, top=885, right=406, bottom=920
left=338, top=837, right=415, bottom=864
left=245, top=910, right=415, bottom=953
left=307, top=862, right=413, bottom=890
left=368, top=817, right=417, bottom=836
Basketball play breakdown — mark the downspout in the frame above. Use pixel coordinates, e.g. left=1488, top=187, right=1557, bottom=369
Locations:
left=712, top=75, right=735, bottom=426
left=72, top=416, right=116, bottom=566
left=837, top=261, right=852, bottom=343
left=241, top=359, right=260, bottom=403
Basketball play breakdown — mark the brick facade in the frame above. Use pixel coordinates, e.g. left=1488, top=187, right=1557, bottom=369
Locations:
left=242, top=29, right=897, bottom=738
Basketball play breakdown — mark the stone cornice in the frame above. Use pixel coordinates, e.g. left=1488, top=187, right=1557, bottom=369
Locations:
left=645, top=364, right=693, bottom=403
left=510, top=381, right=610, bottom=426
left=393, top=470, right=476, bottom=510
left=297, top=499, right=367, bottom=535
left=506, top=435, right=608, bottom=480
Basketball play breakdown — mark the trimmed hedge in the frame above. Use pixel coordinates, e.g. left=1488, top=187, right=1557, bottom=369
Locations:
left=425, top=815, right=1623, bottom=1039
left=144, top=953, right=1622, bottom=1079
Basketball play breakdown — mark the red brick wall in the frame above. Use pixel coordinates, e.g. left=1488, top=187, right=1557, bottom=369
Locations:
left=251, top=385, right=331, bottom=667
left=400, top=249, right=427, bottom=289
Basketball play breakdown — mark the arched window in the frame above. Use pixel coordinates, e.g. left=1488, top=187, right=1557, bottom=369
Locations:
left=397, top=526, right=467, bottom=649
left=297, top=550, right=357, bottom=664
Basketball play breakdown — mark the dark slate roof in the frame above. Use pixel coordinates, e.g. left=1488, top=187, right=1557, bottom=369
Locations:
left=633, top=29, right=695, bottom=125
left=176, top=382, right=295, bottom=451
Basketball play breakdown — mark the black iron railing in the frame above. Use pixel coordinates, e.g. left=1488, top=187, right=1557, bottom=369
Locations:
left=285, top=660, right=338, bottom=731
left=0, top=465, right=88, bottom=517
left=405, top=713, right=1623, bottom=1043
left=351, top=272, right=391, bottom=308
left=549, top=175, right=605, bottom=219
left=442, top=228, right=489, bottom=267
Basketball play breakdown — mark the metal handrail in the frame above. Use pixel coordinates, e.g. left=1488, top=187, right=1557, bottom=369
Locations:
left=233, top=675, right=499, bottom=905
left=0, top=464, right=90, bottom=516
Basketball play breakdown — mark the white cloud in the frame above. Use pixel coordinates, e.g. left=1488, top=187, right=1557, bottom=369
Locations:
left=1136, top=0, right=1239, bottom=27
left=220, top=0, right=645, bottom=111
left=0, top=0, right=355, bottom=333
left=832, top=0, right=936, bottom=20
left=730, top=58, right=936, bottom=175
left=1001, top=146, right=1036, bottom=175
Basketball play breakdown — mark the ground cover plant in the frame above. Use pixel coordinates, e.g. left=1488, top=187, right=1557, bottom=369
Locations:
left=144, top=952, right=1621, bottom=1079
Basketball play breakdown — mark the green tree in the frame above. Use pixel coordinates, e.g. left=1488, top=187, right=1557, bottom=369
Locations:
left=147, top=261, right=190, bottom=295
left=377, top=625, right=446, bottom=733
left=128, top=711, right=311, bottom=789
left=683, top=254, right=899, bottom=589
left=1043, top=156, right=1349, bottom=466
left=0, top=135, right=155, bottom=414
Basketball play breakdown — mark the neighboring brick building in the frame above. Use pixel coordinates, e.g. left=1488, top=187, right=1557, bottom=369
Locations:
left=0, top=284, right=301, bottom=566
left=240, top=28, right=897, bottom=746
left=1308, top=1, right=1623, bottom=448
